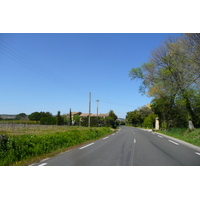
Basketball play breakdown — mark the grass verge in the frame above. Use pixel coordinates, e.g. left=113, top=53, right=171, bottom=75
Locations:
left=156, top=128, right=200, bottom=147
left=0, top=127, right=115, bottom=166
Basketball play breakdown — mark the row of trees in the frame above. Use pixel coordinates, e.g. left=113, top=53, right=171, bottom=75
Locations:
left=129, top=33, right=200, bottom=129
left=29, top=111, right=64, bottom=125
left=8, top=110, right=119, bottom=128
left=126, top=105, right=157, bottom=129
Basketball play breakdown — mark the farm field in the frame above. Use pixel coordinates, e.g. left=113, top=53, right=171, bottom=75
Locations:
left=0, top=123, right=93, bottom=135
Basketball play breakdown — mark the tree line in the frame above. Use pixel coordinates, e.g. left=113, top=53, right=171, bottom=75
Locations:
left=129, top=33, right=200, bottom=130
left=2, top=110, right=120, bottom=128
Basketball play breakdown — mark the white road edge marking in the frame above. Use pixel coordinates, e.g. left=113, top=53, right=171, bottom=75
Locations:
left=79, top=143, right=94, bottom=150
left=103, top=136, right=109, bottom=140
left=168, top=140, right=179, bottom=145
left=38, top=163, right=47, bottom=166
left=157, top=135, right=163, bottom=138
left=195, top=152, right=200, bottom=156
left=112, top=133, right=115, bottom=136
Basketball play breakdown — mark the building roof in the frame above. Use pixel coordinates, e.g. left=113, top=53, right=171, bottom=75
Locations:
left=80, top=113, right=90, bottom=117
left=90, top=113, right=109, bottom=117
left=65, top=112, right=109, bottom=117
left=71, top=112, right=82, bottom=115
left=98, top=113, right=109, bottom=117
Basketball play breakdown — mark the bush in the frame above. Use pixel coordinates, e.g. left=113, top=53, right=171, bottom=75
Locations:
left=143, top=114, right=158, bottom=129
left=40, top=116, right=56, bottom=125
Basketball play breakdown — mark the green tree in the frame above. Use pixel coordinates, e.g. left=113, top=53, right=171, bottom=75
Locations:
left=28, top=112, right=40, bottom=122
left=143, top=113, right=158, bottom=129
left=80, top=116, right=88, bottom=126
left=28, top=112, right=52, bottom=122
left=73, top=114, right=80, bottom=125
left=182, top=33, right=200, bottom=66
left=138, top=105, right=153, bottom=119
left=126, top=110, right=142, bottom=127
left=69, top=109, right=72, bottom=126
left=108, top=110, right=117, bottom=120
left=105, top=110, right=118, bottom=128
left=129, top=35, right=200, bottom=128
left=40, top=116, right=56, bottom=125
left=15, top=113, right=27, bottom=120
left=56, top=111, right=64, bottom=125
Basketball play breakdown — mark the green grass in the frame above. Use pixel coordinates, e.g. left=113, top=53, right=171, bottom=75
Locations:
left=0, top=127, right=114, bottom=166
left=156, top=128, right=200, bottom=147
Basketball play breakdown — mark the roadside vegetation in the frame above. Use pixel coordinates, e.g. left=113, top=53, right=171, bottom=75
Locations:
left=126, top=105, right=157, bottom=129
left=129, top=33, right=200, bottom=130
left=156, top=128, right=200, bottom=147
left=127, top=33, right=200, bottom=147
left=0, top=126, right=114, bottom=166
left=0, top=110, right=119, bottom=166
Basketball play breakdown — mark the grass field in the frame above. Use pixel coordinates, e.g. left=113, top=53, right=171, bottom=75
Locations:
left=0, top=125, right=115, bottom=166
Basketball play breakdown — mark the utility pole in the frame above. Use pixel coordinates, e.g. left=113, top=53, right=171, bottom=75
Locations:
left=88, top=92, right=91, bottom=127
left=96, top=100, right=99, bottom=116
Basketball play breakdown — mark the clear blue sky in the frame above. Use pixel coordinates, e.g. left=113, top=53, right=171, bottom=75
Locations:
left=0, top=33, right=181, bottom=118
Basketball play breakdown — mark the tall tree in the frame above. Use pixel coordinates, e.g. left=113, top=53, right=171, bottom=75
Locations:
left=108, top=110, right=118, bottom=120
left=69, top=109, right=72, bottom=126
left=126, top=110, right=142, bottom=127
left=105, top=110, right=118, bottom=128
left=129, top=35, right=200, bottom=128
left=15, top=113, right=27, bottom=120
left=56, top=111, right=64, bottom=125
left=183, top=33, right=200, bottom=66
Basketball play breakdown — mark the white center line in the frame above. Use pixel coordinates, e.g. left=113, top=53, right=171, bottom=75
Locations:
left=168, top=140, right=179, bottom=145
left=79, top=143, right=94, bottom=150
left=103, top=136, right=109, bottom=140
left=157, top=135, right=163, bottom=138
left=38, top=163, right=47, bottom=166
left=195, top=152, right=200, bottom=156
left=134, top=139, right=136, bottom=143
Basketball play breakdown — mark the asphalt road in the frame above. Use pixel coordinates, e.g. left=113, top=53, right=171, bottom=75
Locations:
left=31, top=126, right=200, bottom=166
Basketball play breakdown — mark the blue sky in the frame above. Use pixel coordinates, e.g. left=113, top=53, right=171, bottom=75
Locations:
left=0, top=33, right=181, bottom=118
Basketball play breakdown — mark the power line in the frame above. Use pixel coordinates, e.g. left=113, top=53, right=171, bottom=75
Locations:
left=0, top=39, right=137, bottom=113
left=100, top=100, right=134, bottom=108
left=0, top=39, right=69, bottom=85
left=0, top=38, right=86, bottom=95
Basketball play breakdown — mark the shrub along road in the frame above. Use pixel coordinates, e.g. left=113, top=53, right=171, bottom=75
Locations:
left=31, top=126, right=200, bottom=166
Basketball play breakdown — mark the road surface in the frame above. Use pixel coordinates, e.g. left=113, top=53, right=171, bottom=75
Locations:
left=31, top=126, right=200, bottom=166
